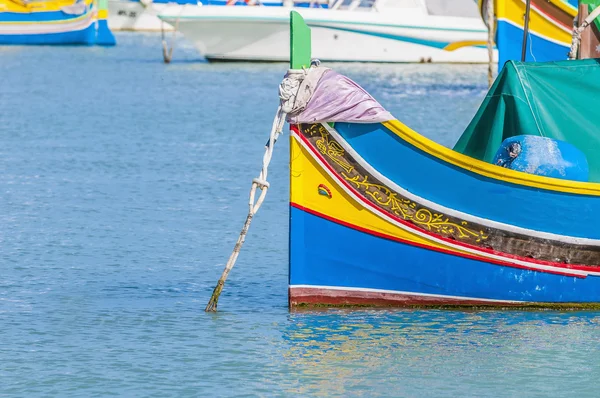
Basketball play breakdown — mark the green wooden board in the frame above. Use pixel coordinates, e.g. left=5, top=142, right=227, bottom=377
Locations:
left=290, top=11, right=311, bottom=69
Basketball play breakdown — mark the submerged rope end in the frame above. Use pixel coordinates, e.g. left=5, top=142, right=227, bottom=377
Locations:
left=162, top=41, right=173, bottom=64
left=205, top=280, right=225, bottom=312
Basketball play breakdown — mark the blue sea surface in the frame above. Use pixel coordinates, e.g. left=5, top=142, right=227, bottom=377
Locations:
left=1, top=34, right=599, bottom=397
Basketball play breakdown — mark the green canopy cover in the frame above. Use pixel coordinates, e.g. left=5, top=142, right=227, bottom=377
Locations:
left=454, top=59, right=600, bottom=182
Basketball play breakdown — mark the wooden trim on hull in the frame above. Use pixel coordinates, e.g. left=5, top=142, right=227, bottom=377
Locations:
left=289, top=286, right=524, bottom=308
left=289, top=287, right=600, bottom=309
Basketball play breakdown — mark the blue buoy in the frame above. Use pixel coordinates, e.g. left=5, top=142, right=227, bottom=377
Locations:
left=492, top=135, right=589, bottom=182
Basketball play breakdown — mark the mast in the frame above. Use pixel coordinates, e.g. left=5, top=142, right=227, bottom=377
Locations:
left=486, top=0, right=494, bottom=86
left=520, top=0, right=532, bottom=61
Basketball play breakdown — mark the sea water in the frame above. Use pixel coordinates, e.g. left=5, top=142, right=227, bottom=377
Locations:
left=1, top=34, right=599, bottom=397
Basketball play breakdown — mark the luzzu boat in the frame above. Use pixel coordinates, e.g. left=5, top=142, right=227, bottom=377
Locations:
left=285, top=12, right=600, bottom=308
left=158, top=0, right=494, bottom=63
left=0, top=0, right=115, bottom=45
left=480, top=0, right=577, bottom=66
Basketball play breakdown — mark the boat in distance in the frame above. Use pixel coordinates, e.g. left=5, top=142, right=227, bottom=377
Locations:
left=158, top=0, right=496, bottom=63
left=107, top=0, right=321, bottom=32
left=0, top=0, right=115, bottom=45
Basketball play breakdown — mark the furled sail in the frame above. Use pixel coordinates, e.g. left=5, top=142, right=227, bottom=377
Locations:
left=286, top=67, right=393, bottom=124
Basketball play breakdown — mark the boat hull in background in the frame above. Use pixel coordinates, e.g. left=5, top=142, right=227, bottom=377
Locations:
left=108, top=0, right=173, bottom=31
left=480, top=0, right=576, bottom=66
left=107, top=0, right=288, bottom=32
left=0, top=3, right=97, bottom=45
left=160, top=6, right=494, bottom=63
left=0, top=0, right=115, bottom=45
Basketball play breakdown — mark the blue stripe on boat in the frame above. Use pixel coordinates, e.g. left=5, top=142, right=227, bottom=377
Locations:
left=496, top=20, right=569, bottom=67
left=333, top=122, right=600, bottom=239
left=311, top=25, right=450, bottom=49
left=289, top=206, right=600, bottom=303
left=0, top=24, right=96, bottom=45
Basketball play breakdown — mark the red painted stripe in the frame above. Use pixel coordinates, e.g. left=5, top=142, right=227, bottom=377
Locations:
left=291, top=126, right=600, bottom=273
left=289, top=287, right=523, bottom=307
left=291, top=202, right=582, bottom=278
left=528, top=1, right=571, bottom=30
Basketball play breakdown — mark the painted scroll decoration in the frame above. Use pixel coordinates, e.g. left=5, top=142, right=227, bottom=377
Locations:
left=298, top=123, right=600, bottom=266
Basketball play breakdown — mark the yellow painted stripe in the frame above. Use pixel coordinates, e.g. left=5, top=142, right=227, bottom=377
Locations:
left=443, top=40, right=488, bottom=51
left=0, top=0, right=93, bottom=13
left=502, top=1, right=571, bottom=42
left=383, top=120, right=600, bottom=196
left=289, top=135, right=472, bottom=255
left=479, top=0, right=574, bottom=45
left=0, top=11, right=91, bottom=24
left=486, top=0, right=577, bottom=17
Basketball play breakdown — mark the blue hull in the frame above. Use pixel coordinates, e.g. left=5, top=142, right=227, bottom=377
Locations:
left=96, top=19, right=116, bottom=46
left=0, top=24, right=96, bottom=45
left=496, top=20, right=569, bottom=67
left=335, top=122, right=600, bottom=239
left=290, top=206, right=600, bottom=304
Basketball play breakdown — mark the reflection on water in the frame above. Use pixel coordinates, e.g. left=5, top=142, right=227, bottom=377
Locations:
left=282, top=310, right=600, bottom=396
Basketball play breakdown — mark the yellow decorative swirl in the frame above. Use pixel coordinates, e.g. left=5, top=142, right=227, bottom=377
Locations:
left=300, top=124, right=488, bottom=243
left=305, top=124, right=354, bottom=174
left=344, top=174, right=488, bottom=243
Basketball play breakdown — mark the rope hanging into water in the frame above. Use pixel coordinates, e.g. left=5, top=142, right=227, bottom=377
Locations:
left=161, top=5, right=184, bottom=64
left=205, top=69, right=307, bottom=312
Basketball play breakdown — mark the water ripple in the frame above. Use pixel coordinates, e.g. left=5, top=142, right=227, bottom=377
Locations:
left=1, top=33, right=598, bottom=397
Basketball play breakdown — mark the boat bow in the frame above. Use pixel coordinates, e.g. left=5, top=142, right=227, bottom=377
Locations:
left=287, top=11, right=600, bottom=308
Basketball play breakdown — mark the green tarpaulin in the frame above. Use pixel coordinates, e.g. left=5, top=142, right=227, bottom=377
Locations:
left=454, top=59, right=600, bottom=182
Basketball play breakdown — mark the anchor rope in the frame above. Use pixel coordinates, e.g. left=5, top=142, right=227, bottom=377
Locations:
left=205, top=68, right=308, bottom=312
left=161, top=5, right=185, bottom=64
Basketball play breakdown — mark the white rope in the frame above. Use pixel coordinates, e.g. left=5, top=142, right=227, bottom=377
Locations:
left=205, top=68, right=308, bottom=312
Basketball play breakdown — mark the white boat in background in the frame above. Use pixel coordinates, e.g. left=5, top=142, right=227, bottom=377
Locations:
left=158, top=0, right=495, bottom=63
left=107, top=0, right=314, bottom=32
left=108, top=0, right=178, bottom=31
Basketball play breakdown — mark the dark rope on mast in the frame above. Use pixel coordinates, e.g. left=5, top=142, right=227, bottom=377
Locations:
left=521, top=0, right=532, bottom=61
